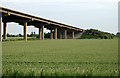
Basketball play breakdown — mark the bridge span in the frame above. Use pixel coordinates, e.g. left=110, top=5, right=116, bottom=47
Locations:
left=0, top=7, right=85, bottom=42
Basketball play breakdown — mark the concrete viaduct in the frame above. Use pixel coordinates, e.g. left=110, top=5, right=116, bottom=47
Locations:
left=0, top=7, right=85, bottom=42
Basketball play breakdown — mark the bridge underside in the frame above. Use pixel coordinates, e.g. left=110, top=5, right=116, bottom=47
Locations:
left=0, top=7, right=84, bottom=42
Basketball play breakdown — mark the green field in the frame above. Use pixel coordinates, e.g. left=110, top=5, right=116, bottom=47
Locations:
left=2, top=39, right=118, bottom=76
left=2, top=37, right=37, bottom=41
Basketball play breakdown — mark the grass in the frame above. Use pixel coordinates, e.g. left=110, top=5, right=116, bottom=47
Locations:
left=2, top=39, right=118, bottom=76
left=2, top=37, right=38, bottom=41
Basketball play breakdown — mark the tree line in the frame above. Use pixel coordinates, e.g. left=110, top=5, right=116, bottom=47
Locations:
left=81, top=29, right=117, bottom=39
left=3, top=29, right=118, bottom=39
left=3, top=32, right=51, bottom=38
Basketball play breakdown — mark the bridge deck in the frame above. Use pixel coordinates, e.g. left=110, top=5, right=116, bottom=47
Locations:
left=0, top=7, right=85, bottom=41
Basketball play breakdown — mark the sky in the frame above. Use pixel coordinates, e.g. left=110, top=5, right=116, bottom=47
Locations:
left=1, top=0, right=119, bottom=35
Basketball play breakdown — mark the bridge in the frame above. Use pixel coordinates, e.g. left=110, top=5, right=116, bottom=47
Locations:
left=0, top=7, right=85, bottom=42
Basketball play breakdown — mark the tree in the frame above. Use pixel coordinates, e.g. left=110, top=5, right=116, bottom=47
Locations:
left=34, top=32, right=35, bottom=36
left=18, top=33, right=22, bottom=37
left=116, top=32, right=120, bottom=37
left=30, top=32, right=34, bottom=37
left=81, top=29, right=116, bottom=39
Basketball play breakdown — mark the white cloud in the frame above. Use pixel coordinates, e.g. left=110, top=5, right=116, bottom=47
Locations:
left=1, top=0, right=119, bottom=3
left=2, top=0, right=73, bottom=3
left=1, top=0, right=118, bottom=34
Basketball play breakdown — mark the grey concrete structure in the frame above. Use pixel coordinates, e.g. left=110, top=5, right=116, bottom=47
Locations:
left=72, top=31, right=74, bottom=39
left=50, top=30, right=53, bottom=39
left=3, top=22, right=7, bottom=39
left=0, top=16, right=2, bottom=42
left=24, top=22, right=27, bottom=41
left=64, top=30, right=67, bottom=39
left=59, top=30, right=62, bottom=39
left=39, top=27, right=42, bottom=40
left=42, top=25, right=44, bottom=40
left=0, top=7, right=85, bottom=42
left=54, top=28, right=57, bottom=40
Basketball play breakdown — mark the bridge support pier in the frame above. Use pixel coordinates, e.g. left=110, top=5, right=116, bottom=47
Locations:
left=60, top=30, right=62, bottom=39
left=0, top=16, right=2, bottom=42
left=64, top=30, right=67, bottom=39
left=54, top=28, right=57, bottom=40
left=50, top=30, right=53, bottom=39
left=24, top=22, right=27, bottom=41
left=42, top=25, right=44, bottom=40
left=3, top=22, right=7, bottom=39
left=39, top=27, right=42, bottom=40
left=72, top=31, right=74, bottom=39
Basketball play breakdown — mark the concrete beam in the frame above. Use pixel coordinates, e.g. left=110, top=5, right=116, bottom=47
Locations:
left=1, top=7, right=85, bottom=32
left=72, top=31, right=74, bottom=39
left=54, top=28, right=57, bottom=40
left=39, top=27, right=42, bottom=40
left=3, top=22, right=7, bottom=39
left=24, top=22, right=27, bottom=41
left=1, top=10, right=49, bottom=24
left=42, top=25, right=44, bottom=40
left=64, top=30, right=67, bottom=39
left=0, top=16, right=2, bottom=42
left=50, top=30, right=53, bottom=39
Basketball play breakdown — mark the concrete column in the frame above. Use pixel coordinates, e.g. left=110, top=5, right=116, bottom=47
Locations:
left=42, top=25, right=44, bottom=40
left=54, top=27, right=57, bottom=40
left=39, top=27, right=42, bottom=40
left=3, top=22, right=7, bottom=39
left=64, top=30, right=67, bottom=39
left=72, top=31, right=74, bottom=39
left=24, top=22, right=27, bottom=41
left=0, top=16, right=2, bottom=42
left=60, top=30, right=62, bottom=39
left=50, top=30, right=53, bottom=39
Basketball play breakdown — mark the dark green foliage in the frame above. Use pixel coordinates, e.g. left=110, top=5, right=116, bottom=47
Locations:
left=116, top=32, right=120, bottom=37
left=45, top=32, right=50, bottom=38
left=6, top=33, right=20, bottom=37
left=18, top=33, right=22, bottom=37
left=81, top=29, right=116, bottom=39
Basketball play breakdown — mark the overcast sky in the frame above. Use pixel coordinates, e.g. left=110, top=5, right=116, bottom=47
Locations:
left=1, top=0, right=119, bottom=35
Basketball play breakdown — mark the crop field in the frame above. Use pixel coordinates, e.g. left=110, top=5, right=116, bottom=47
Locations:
left=2, top=37, right=37, bottom=41
left=2, top=39, right=118, bottom=76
